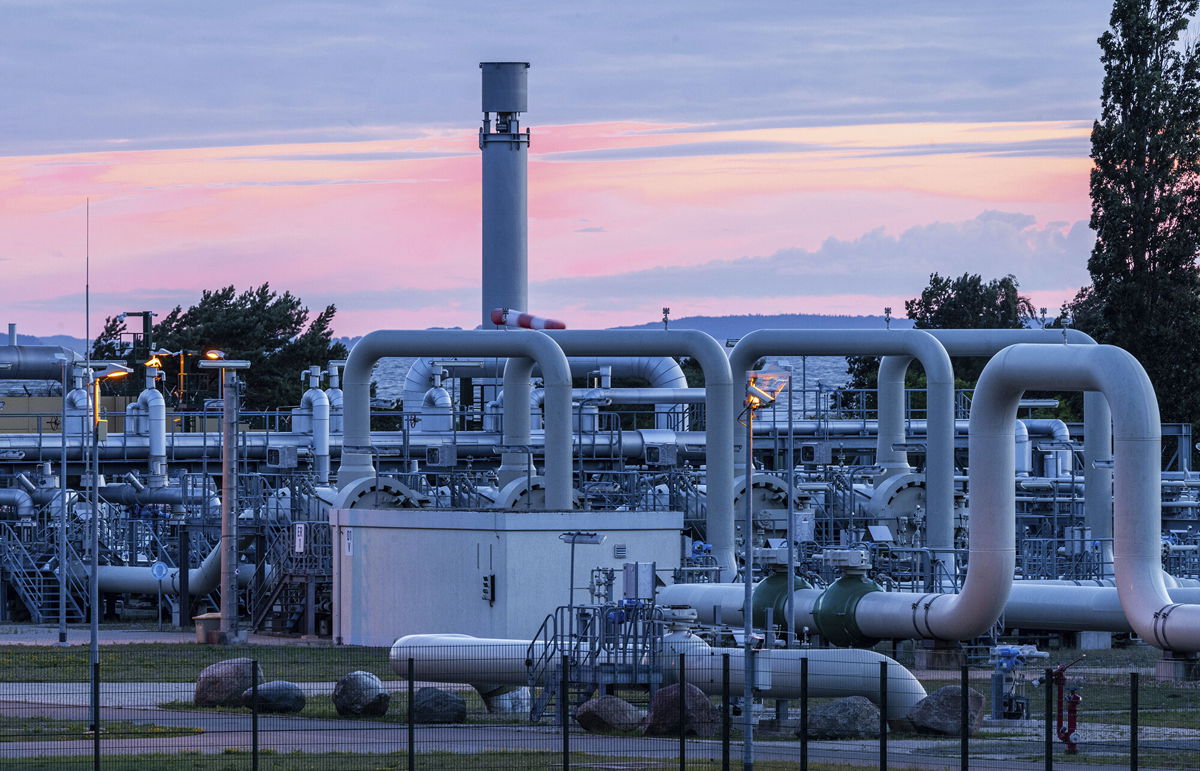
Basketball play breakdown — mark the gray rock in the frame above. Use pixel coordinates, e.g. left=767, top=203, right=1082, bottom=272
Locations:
left=333, top=671, right=391, bottom=717
left=801, top=695, right=881, bottom=739
left=242, top=680, right=305, bottom=714
left=908, top=685, right=984, bottom=736
left=410, top=687, right=467, bottom=723
left=642, top=683, right=721, bottom=736
left=573, top=695, right=643, bottom=733
left=194, top=658, right=265, bottom=707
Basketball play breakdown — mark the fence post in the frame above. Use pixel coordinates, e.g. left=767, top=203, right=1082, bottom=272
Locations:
left=408, top=657, right=416, bottom=771
left=879, top=660, right=888, bottom=771
left=678, top=652, right=687, bottom=771
left=1130, top=671, right=1138, bottom=771
left=561, top=653, right=570, bottom=771
left=1044, top=666, right=1053, bottom=771
left=721, top=652, right=731, bottom=771
left=251, top=659, right=259, bottom=771
left=960, top=664, right=969, bottom=771
left=92, top=661, right=100, bottom=771
left=800, top=656, right=808, bottom=771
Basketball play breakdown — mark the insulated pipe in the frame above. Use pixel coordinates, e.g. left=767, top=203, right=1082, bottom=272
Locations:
left=300, top=384, right=331, bottom=484
left=542, top=329, right=736, bottom=579
left=498, top=357, right=534, bottom=485
left=97, top=543, right=221, bottom=595
left=730, top=330, right=955, bottom=573
left=337, top=330, right=574, bottom=509
left=894, top=329, right=1113, bottom=575
left=136, top=385, right=167, bottom=487
left=1014, top=419, right=1031, bottom=477
left=1023, top=418, right=1072, bottom=478
left=0, top=345, right=81, bottom=380
left=0, top=488, right=34, bottom=517
left=875, top=355, right=913, bottom=479
left=97, top=484, right=219, bottom=507
left=389, top=632, right=925, bottom=721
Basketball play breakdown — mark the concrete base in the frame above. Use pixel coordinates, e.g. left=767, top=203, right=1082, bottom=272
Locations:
left=914, top=640, right=963, bottom=669
left=1155, top=651, right=1200, bottom=681
left=1076, top=631, right=1112, bottom=650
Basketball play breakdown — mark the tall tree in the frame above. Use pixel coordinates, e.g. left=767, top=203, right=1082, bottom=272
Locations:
left=1069, top=0, right=1200, bottom=424
left=92, top=284, right=347, bottom=411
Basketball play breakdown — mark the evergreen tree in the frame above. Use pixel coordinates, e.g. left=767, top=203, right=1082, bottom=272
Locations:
left=92, top=284, right=347, bottom=411
left=1069, top=0, right=1200, bottom=424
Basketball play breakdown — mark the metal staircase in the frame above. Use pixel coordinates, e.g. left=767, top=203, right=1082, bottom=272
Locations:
left=527, top=600, right=665, bottom=723
left=0, top=522, right=88, bottom=623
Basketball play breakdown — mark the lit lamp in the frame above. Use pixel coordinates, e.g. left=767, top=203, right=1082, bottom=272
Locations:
left=197, top=355, right=250, bottom=644
left=86, top=360, right=131, bottom=732
left=740, top=368, right=789, bottom=769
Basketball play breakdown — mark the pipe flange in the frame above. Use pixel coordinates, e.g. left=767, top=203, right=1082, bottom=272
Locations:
left=811, top=574, right=882, bottom=647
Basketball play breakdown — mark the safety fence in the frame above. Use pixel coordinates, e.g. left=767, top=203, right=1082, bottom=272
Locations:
left=0, top=641, right=1196, bottom=769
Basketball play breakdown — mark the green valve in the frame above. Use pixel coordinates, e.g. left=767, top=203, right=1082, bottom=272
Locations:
left=750, top=572, right=811, bottom=629
left=811, top=574, right=882, bottom=647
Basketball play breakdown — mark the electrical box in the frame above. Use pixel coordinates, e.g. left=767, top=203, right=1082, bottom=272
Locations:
left=426, top=445, right=457, bottom=467
left=799, top=443, right=830, bottom=465
left=623, top=561, right=656, bottom=600
left=481, top=574, right=496, bottom=605
left=266, top=446, right=298, bottom=469
left=645, top=444, right=677, bottom=467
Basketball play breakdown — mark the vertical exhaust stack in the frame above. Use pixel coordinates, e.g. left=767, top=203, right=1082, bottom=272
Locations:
left=479, top=62, right=530, bottom=328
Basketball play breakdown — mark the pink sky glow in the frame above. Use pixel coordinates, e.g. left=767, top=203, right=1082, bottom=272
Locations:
left=1, top=118, right=1093, bottom=337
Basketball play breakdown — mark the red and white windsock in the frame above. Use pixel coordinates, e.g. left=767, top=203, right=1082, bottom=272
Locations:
left=491, top=308, right=567, bottom=330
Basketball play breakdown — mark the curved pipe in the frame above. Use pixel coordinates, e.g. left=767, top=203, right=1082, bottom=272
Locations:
left=1023, top=418, right=1072, bottom=478
left=730, top=330, right=955, bottom=570
left=300, top=386, right=331, bottom=484
left=875, top=355, right=912, bottom=478
left=338, top=330, right=573, bottom=510
left=389, top=632, right=925, bottom=721
left=97, top=543, right=221, bottom=595
left=0, top=488, right=34, bottom=517
left=136, top=386, right=167, bottom=487
left=542, top=330, right=735, bottom=579
left=889, top=329, right=1113, bottom=575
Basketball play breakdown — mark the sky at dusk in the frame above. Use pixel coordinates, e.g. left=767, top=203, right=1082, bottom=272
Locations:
left=1, top=2, right=1119, bottom=337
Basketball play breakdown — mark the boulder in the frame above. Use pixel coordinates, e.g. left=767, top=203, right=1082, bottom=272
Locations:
left=333, top=671, right=391, bottom=717
left=641, top=683, right=720, bottom=736
left=801, top=695, right=880, bottom=739
left=194, top=658, right=265, bottom=707
left=573, top=695, right=643, bottom=733
left=908, top=685, right=984, bottom=736
left=410, top=687, right=467, bottom=723
left=242, top=680, right=305, bottom=714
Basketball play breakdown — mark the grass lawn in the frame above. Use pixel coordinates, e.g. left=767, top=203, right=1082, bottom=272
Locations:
left=0, top=714, right=200, bottom=742
left=0, top=643, right=394, bottom=683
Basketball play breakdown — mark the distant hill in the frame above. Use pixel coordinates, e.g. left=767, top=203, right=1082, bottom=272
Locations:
left=613, top=313, right=914, bottom=342
left=11, top=333, right=89, bottom=354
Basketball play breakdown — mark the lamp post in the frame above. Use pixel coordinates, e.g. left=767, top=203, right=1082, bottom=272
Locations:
left=198, top=355, right=250, bottom=644
left=558, top=531, right=606, bottom=632
left=741, top=370, right=788, bottom=771
left=87, top=361, right=131, bottom=731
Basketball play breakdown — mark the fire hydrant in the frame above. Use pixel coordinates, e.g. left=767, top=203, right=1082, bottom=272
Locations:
left=1050, top=655, right=1086, bottom=753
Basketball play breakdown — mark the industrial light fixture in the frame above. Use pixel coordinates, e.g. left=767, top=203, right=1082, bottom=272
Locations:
left=204, top=349, right=226, bottom=360
left=746, top=371, right=788, bottom=410
left=197, top=359, right=250, bottom=371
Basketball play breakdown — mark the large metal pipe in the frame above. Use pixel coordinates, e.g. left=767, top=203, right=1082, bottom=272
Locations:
left=887, top=329, right=1113, bottom=574
left=337, top=330, right=574, bottom=509
left=300, top=376, right=331, bottom=484
left=0, top=345, right=81, bottom=380
left=480, top=62, right=530, bottom=328
left=97, top=542, right=222, bottom=595
left=135, top=385, right=167, bottom=487
left=0, top=488, right=34, bottom=517
left=542, top=330, right=736, bottom=578
left=389, top=632, right=925, bottom=721
left=875, top=355, right=912, bottom=479
left=730, top=330, right=955, bottom=572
